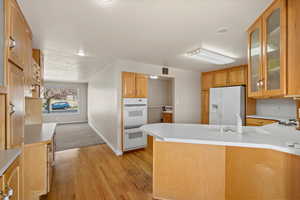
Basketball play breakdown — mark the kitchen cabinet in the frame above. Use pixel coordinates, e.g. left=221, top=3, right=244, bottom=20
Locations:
left=135, top=74, right=148, bottom=98
left=201, top=72, right=214, bottom=91
left=0, top=95, right=5, bottom=149
left=287, top=0, right=300, bottom=96
left=2, top=157, right=21, bottom=200
left=213, top=70, right=228, bottom=87
left=247, top=0, right=287, bottom=98
left=248, top=19, right=263, bottom=98
left=25, top=97, right=43, bottom=125
left=201, top=90, right=209, bottom=124
left=122, top=72, right=136, bottom=98
left=0, top=0, right=5, bottom=89
left=162, top=113, right=173, bottom=123
left=246, top=117, right=278, bottom=126
left=7, top=0, right=26, bottom=69
left=200, top=65, right=252, bottom=124
left=24, top=28, right=33, bottom=97
left=7, top=62, right=24, bottom=148
left=24, top=123, right=56, bottom=200
left=228, top=65, right=247, bottom=86
left=32, top=49, right=44, bottom=98
left=122, top=72, right=148, bottom=98
left=24, top=134, right=55, bottom=199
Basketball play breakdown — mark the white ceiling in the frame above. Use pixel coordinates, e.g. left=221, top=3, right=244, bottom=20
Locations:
left=18, top=0, right=273, bottom=82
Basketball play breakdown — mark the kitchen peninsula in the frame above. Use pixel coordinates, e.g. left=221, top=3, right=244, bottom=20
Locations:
left=142, top=123, right=300, bottom=200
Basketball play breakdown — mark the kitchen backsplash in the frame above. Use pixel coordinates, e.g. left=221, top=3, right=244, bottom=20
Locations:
left=256, top=98, right=296, bottom=119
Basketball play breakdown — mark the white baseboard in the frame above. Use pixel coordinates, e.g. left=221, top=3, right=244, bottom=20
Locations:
left=88, top=121, right=123, bottom=156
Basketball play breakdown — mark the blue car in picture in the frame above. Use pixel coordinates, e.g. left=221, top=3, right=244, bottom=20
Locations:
left=52, top=102, right=71, bottom=110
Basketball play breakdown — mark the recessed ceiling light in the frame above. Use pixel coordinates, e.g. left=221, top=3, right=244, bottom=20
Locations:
left=217, top=27, right=228, bottom=34
left=77, top=50, right=85, bottom=57
left=99, top=0, right=113, bottom=7
left=149, top=75, right=159, bottom=80
left=186, top=48, right=235, bottom=65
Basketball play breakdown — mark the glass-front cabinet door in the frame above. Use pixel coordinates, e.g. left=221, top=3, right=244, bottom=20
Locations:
left=262, top=0, right=286, bottom=96
left=248, top=20, right=263, bottom=97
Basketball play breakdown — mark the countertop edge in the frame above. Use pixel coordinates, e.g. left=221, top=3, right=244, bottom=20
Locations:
left=0, top=149, right=21, bottom=176
left=142, top=124, right=300, bottom=157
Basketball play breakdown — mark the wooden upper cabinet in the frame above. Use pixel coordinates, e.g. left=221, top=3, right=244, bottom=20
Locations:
left=122, top=72, right=136, bottom=98
left=8, top=0, right=26, bottom=69
left=247, top=0, right=287, bottom=98
left=135, top=73, right=148, bottom=98
left=287, top=0, right=300, bottom=96
left=122, top=72, right=148, bottom=98
left=201, top=90, right=209, bottom=124
left=8, top=62, right=24, bottom=148
left=228, top=65, right=247, bottom=86
left=3, top=157, right=21, bottom=200
left=32, top=49, right=44, bottom=86
left=0, top=95, right=5, bottom=149
left=262, top=0, right=286, bottom=97
left=213, top=70, right=228, bottom=87
left=24, top=29, right=33, bottom=97
left=201, top=72, right=214, bottom=90
left=248, top=19, right=263, bottom=98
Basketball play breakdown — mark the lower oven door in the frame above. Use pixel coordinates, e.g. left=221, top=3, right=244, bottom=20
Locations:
left=124, top=128, right=147, bottom=151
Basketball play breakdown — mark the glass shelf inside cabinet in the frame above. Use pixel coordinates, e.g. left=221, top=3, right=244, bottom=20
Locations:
left=250, top=28, right=261, bottom=93
left=0, top=0, right=4, bottom=86
left=266, top=8, right=281, bottom=91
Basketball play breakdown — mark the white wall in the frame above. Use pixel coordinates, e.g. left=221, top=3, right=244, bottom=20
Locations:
left=43, top=81, right=88, bottom=123
left=256, top=98, right=297, bottom=119
left=88, top=59, right=201, bottom=155
left=87, top=65, right=121, bottom=155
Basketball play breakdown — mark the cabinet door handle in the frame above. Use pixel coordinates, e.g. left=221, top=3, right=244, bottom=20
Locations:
left=9, top=37, right=16, bottom=49
left=0, top=191, right=9, bottom=200
left=9, top=103, right=16, bottom=115
left=256, top=81, right=260, bottom=87
left=6, top=186, right=13, bottom=197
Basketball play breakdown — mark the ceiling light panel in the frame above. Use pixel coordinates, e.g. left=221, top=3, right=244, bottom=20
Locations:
left=186, top=48, right=235, bottom=65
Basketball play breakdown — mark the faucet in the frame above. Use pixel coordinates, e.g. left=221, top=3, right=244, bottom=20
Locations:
left=236, top=114, right=243, bottom=134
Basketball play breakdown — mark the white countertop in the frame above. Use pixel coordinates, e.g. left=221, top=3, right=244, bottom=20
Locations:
left=247, top=115, right=293, bottom=122
left=0, top=149, right=21, bottom=176
left=141, top=123, right=300, bottom=156
left=24, top=123, right=57, bottom=145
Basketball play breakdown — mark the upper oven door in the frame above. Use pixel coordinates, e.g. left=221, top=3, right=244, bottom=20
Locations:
left=0, top=0, right=4, bottom=86
left=123, top=105, right=147, bottom=129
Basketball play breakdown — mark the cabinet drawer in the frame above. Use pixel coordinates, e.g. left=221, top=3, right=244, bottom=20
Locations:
left=246, top=118, right=278, bottom=126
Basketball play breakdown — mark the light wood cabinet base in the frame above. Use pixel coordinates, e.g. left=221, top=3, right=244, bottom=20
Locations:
left=153, top=140, right=300, bottom=200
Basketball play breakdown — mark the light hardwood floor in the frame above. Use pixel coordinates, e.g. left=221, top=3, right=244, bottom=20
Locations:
left=44, top=144, right=154, bottom=200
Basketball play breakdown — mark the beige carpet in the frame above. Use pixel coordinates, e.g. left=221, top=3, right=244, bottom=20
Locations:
left=55, top=123, right=105, bottom=151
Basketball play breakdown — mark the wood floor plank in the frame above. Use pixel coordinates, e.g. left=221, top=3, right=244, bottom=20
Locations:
left=45, top=145, right=154, bottom=200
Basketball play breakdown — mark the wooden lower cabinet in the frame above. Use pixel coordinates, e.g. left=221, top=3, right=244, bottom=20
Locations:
left=0, top=157, right=21, bottom=200
left=246, top=118, right=278, bottom=126
left=153, top=141, right=300, bottom=200
left=162, top=113, right=173, bottom=123
left=24, top=141, right=54, bottom=200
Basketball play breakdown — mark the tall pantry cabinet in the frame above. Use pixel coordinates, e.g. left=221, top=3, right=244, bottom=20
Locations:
left=0, top=0, right=35, bottom=199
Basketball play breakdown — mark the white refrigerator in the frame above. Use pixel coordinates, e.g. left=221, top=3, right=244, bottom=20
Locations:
left=209, top=86, right=245, bottom=125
